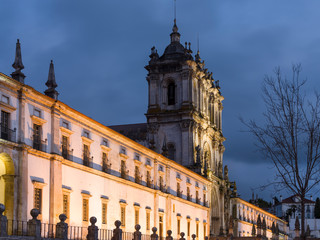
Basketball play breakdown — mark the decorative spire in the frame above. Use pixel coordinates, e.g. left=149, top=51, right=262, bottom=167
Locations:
left=170, top=19, right=181, bottom=43
left=11, top=39, right=26, bottom=83
left=44, top=60, right=59, bottom=100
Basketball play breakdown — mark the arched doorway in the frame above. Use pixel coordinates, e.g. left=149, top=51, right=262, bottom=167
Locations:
left=0, top=152, right=15, bottom=220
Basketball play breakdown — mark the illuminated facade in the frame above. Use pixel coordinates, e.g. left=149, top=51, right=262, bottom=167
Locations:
left=0, top=38, right=215, bottom=239
left=231, top=198, right=288, bottom=240
left=110, top=19, right=231, bottom=236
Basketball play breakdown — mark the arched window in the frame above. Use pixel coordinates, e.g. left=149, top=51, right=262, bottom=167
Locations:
left=168, top=82, right=175, bottom=105
left=168, top=143, right=175, bottom=160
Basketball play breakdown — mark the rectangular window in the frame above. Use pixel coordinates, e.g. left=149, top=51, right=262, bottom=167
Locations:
left=159, top=176, right=164, bottom=191
left=33, top=124, right=41, bottom=150
left=121, top=160, right=126, bottom=179
left=196, top=191, right=199, bottom=203
left=135, top=166, right=140, bottom=183
left=34, top=188, right=42, bottom=213
left=196, top=223, right=199, bottom=240
left=187, top=187, right=191, bottom=200
left=63, top=194, right=69, bottom=218
left=1, top=95, right=9, bottom=104
left=34, top=109, right=41, bottom=118
left=203, top=224, right=207, bottom=239
left=62, top=136, right=69, bottom=159
left=146, top=171, right=151, bottom=188
left=159, top=216, right=163, bottom=239
left=102, top=203, right=107, bottom=224
left=83, top=131, right=90, bottom=138
left=203, top=193, right=206, bottom=206
left=83, top=198, right=89, bottom=222
left=146, top=212, right=150, bottom=230
left=62, top=121, right=69, bottom=129
left=177, top=182, right=181, bottom=197
left=121, top=206, right=126, bottom=227
left=1, top=111, right=10, bottom=140
left=187, top=221, right=190, bottom=237
left=177, top=219, right=181, bottom=235
left=83, top=144, right=90, bottom=166
left=135, top=209, right=139, bottom=225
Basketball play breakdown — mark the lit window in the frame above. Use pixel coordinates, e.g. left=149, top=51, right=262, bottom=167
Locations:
left=135, top=209, right=139, bottom=225
left=63, top=194, right=69, bottom=218
left=83, top=198, right=89, bottom=222
left=34, top=188, right=42, bottom=213
left=121, top=206, right=126, bottom=227
left=177, top=218, right=181, bottom=235
left=187, top=221, right=190, bottom=237
left=196, top=222, right=199, bottom=240
left=102, top=203, right=107, bottom=224
left=146, top=211, right=151, bottom=230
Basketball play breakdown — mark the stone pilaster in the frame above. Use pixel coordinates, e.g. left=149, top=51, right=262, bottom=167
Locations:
left=51, top=103, right=61, bottom=154
left=49, top=155, right=63, bottom=225
left=17, top=147, right=28, bottom=221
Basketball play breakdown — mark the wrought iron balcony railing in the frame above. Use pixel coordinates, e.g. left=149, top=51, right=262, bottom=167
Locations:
left=0, top=123, right=16, bottom=142
left=32, top=138, right=47, bottom=152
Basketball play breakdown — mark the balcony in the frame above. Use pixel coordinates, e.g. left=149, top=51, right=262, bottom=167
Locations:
left=62, top=147, right=73, bottom=161
left=102, top=161, right=112, bottom=174
left=0, top=123, right=16, bottom=142
left=146, top=178, right=152, bottom=188
left=33, top=138, right=47, bottom=152
left=83, top=154, right=93, bottom=167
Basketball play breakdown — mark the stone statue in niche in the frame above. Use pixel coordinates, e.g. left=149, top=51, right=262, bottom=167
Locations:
left=218, top=161, right=223, bottom=179
left=195, top=145, right=201, bottom=165
left=224, top=165, right=229, bottom=181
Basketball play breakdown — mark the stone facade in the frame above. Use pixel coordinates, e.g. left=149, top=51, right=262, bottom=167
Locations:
left=110, top=19, right=231, bottom=236
left=230, top=198, right=288, bottom=240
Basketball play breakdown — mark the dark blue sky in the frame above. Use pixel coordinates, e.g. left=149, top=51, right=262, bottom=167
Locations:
left=2, top=0, right=320, bottom=201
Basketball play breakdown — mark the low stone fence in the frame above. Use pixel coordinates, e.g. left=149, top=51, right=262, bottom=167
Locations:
left=0, top=204, right=201, bottom=240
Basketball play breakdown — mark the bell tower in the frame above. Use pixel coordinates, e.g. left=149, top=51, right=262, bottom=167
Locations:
left=145, top=19, right=225, bottom=177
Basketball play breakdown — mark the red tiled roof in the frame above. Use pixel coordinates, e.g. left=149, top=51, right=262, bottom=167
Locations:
left=281, top=194, right=315, bottom=204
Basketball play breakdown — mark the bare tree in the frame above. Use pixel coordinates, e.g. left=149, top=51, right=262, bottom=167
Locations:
left=243, top=64, right=320, bottom=237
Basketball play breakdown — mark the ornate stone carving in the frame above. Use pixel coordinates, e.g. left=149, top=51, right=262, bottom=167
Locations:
left=180, top=119, right=193, bottom=130
left=147, top=123, right=159, bottom=134
left=219, top=143, right=225, bottom=153
left=224, top=165, right=229, bottom=181
left=218, top=162, right=223, bottom=179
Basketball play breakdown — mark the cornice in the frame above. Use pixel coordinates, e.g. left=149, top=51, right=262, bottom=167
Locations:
left=0, top=101, right=16, bottom=112
left=31, top=115, right=47, bottom=125
left=60, top=126, right=74, bottom=136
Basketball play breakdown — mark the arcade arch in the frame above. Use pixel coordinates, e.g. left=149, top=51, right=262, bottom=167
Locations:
left=0, top=152, right=15, bottom=220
